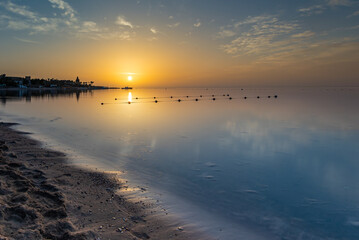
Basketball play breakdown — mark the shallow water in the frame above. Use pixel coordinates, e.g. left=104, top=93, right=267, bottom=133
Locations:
left=1, top=87, right=359, bottom=239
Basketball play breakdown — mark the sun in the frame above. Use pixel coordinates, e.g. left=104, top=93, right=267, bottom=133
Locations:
left=127, top=76, right=133, bottom=81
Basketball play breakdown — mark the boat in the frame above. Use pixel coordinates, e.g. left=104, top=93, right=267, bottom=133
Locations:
left=121, top=86, right=133, bottom=90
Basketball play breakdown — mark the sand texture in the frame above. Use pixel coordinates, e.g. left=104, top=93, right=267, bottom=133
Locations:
left=0, top=122, right=196, bottom=240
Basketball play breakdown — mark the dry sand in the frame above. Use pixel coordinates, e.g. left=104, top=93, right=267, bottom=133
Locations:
left=0, top=122, right=200, bottom=240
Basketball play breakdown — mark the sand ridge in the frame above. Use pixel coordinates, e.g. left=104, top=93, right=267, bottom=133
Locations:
left=0, top=122, right=196, bottom=240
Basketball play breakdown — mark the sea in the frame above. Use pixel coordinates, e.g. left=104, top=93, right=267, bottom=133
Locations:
left=1, top=87, right=359, bottom=240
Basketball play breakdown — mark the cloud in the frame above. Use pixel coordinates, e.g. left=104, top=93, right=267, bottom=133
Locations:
left=150, top=27, right=157, bottom=34
left=0, top=1, right=37, bottom=20
left=348, top=10, right=359, bottom=17
left=116, top=15, right=133, bottom=28
left=48, top=0, right=77, bottom=22
left=194, top=20, right=201, bottom=28
left=217, top=29, right=236, bottom=39
left=219, top=15, right=302, bottom=57
left=299, top=0, right=354, bottom=17
left=14, top=37, right=39, bottom=44
left=0, top=1, right=136, bottom=41
left=327, top=0, right=352, bottom=6
left=291, top=31, right=315, bottom=38
left=298, top=5, right=325, bottom=16
left=167, top=22, right=180, bottom=28
left=79, top=21, right=100, bottom=33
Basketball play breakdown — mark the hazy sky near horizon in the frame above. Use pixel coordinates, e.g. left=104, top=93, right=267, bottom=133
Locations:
left=0, top=0, right=359, bottom=87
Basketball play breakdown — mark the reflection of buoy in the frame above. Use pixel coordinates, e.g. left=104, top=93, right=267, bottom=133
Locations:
left=212, top=98, right=216, bottom=101
left=212, top=95, right=215, bottom=97
left=274, top=95, right=278, bottom=98
left=244, top=97, right=247, bottom=99
left=195, top=99, right=198, bottom=101
left=229, top=97, right=232, bottom=100
left=155, top=100, right=158, bottom=103
left=178, top=99, right=181, bottom=102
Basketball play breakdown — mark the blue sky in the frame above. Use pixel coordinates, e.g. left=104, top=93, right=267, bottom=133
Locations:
left=0, top=0, right=358, bottom=86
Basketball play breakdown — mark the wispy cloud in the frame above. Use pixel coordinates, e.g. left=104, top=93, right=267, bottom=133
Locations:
left=150, top=27, right=157, bottom=34
left=167, top=22, right=180, bottom=28
left=298, top=5, right=325, bottom=16
left=328, top=0, right=353, bottom=7
left=14, top=37, right=39, bottom=44
left=48, top=0, right=77, bottom=23
left=116, top=15, right=133, bottom=28
left=298, top=0, right=356, bottom=16
left=219, top=15, right=302, bottom=57
left=291, top=31, right=315, bottom=38
left=0, top=1, right=37, bottom=20
left=348, top=10, right=359, bottom=17
left=217, top=29, right=236, bottom=39
left=0, top=0, right=136, bottom=40
left=194, top=19, right=201, bottom=28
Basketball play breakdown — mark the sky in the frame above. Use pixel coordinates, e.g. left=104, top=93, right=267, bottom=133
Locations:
left=0, top=0, right=359, bottom=87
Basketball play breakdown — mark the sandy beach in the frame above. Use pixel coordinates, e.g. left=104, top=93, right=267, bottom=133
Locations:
left=0, top=122, right=197, bottom=240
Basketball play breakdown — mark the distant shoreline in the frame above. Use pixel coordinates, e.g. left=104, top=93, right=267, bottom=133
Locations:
left=0, top=86, right=119, bottom=90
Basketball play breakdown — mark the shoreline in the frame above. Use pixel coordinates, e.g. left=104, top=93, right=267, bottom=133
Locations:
left=0, top=122, right=200, bottom=239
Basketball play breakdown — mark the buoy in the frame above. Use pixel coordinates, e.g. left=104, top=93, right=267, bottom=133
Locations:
left=170, top=96, right=173, bottom=98
left=155, top=100, right=158, bottom=103
left=154, top=97, right=156, bottom=99
left=274, top=95, right=278, bottom=98
left=200, top=95, right=203, bottom=97
left=178, top=99, right=181, bottom=102
left=241, top=88, right=243, bottom=90
left=128, top=101, right=131, bottom=104
left=212, top=98, right=216, bottom=101
left=229, top=97, right=232, bottom=100
left=244, top=97, right=247, bottom=99
left=101, top=103, right=104, bottom=105
left=115, top=98, right=117, bottom=100
left=195, top=99, right=198, bottom=101
left=186, top=96, right=189, bottom=98
left=268, top=96, right=271, bottom=98
left=257, top=96, right=260, bottom=99
left=212, top=95, right=215, bottom=97
left=227, top=94, right=229, bottom=96
left=223, top=94, right=225, bottom=96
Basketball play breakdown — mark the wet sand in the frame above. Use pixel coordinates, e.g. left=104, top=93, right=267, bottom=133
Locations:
left=0, top=122, right=199, bottom=240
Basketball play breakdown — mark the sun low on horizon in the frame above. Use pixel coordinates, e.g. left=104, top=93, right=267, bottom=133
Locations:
left=0, top=0, right=359, bottom=87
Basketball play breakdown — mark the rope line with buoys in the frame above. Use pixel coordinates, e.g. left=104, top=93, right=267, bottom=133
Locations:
left=100, top=94, right=278, bottom=105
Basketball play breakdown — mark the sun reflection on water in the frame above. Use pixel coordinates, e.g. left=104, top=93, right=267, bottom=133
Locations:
left=128, top=92, right=132, bottom=104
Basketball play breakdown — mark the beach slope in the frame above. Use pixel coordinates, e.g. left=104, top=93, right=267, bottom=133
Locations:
left=0, top=122, right=193, bottom=240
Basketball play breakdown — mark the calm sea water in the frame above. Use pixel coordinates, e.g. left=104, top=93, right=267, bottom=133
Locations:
left=1, top=87, right=359, bottom=239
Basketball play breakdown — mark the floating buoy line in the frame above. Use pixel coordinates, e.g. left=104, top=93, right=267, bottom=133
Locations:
left=100, top=94, right=278, bottom=105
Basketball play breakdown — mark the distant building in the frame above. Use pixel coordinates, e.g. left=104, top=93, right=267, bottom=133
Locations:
left=76, top=76, right=80, bottom=84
